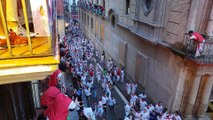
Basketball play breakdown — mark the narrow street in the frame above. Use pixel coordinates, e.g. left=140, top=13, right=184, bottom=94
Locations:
left=64, top=23, right=127, bottom=120
left=58, top=21, right=184, bottom=120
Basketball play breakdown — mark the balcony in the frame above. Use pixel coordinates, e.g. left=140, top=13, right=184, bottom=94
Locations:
left=159, top=36, right=213, bottom=64
left=0, top=0, right=59, bottom=84
left=79, top=2, right=105, bottom=17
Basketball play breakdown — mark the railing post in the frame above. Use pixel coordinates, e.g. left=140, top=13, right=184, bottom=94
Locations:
left=21, top=0, right=33, bottom=54
left=0, top=0, right=12, bottom=56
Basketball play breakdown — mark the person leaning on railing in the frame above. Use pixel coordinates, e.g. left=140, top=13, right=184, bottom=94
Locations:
left=186, top=30, right=205, bottom=57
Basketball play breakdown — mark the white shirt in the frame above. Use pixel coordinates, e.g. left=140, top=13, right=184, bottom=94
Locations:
left=102, top=96, right=107, bottom=104
left=139, top=93, right=147, bottom=99
left=125, top=104, right=131, bottom=113
left=108, top=97, right=116, bottom=106
left=98, top=101, right=103, bottom=107
left=84, top=89, right=91, bottom=96
left=130, top=95, right=138, bottom=102
left=139, top=100, right=147, bottom=110
left=173, top=115, right=182, bottom=120
left=134, top=112, right=142, bottom=120
left=155, top=104, right=163, bottom=114
left=141, top=111, right=150, bottom=120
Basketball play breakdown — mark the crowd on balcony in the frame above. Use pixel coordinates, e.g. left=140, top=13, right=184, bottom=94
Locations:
left=38, top=21, right=182, bottom=120
left=79, top=0, right=105, bottom=16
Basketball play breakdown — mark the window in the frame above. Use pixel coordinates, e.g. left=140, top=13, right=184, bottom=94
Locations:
left=81, top=12, right=83, bottom=23
left=142, top=0, right=153, bottom=16
left=95, top=20, right=98, bottom=37
left=84, top=13, right=86, bottom=25
left=111, top=15, right=115, bottom=27
left=100, top=23, right=104, bottom=42
left=87, top=15, right=89, bottom=26
left=125, top=0, right=130, bottom=14
left=91, top=18, right=93, bottom=29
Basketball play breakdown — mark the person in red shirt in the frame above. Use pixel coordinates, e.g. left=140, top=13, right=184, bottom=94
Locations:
left=48, top=69, right=62, bottom=87
left=117, top=68, right=121, bottom=82
left=187, top=30, right=205, bottom=57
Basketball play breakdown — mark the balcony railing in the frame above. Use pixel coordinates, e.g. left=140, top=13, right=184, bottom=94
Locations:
left=184, top=37, right=213, bottom=63
left=79, top=2, right=105, bottom=17
left=161, top=36, right=213, bottom=63
left=0, top=0, right=57, bottom=59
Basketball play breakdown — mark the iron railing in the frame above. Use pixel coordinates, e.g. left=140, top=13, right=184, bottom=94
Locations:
left=184, top=36, right=213, bottom=63
left=0, top=0, right=57, bottom=59
left=79, top=2, right=105, bottom=17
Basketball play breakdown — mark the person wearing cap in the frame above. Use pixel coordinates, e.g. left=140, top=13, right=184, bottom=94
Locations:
left=187, top=30, right=205, bottom=57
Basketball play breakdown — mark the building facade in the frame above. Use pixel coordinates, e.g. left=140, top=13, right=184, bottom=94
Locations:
left=79, top=0, right=213, bottom=119
left=71, top=0, right=79, bottom=20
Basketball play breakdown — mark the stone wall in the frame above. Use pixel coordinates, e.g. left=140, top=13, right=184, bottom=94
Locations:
left=79, top=0, right=213, bottom=118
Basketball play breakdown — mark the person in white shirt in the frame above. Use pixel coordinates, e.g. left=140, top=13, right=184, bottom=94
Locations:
left=97, top=98, right=104, bottom=118
left=149, top=104, right=155, bottom=112
left=124, top=103, right=132, bottom=116
left=107, top=59, right=111, bottom=72
left=101, top=55, right=104, bottom=64
left=106, top=72, right=113, bottom=85
left=139, top=98, right=147, bottom=111
left=107, top=96, right=116, bottom=112
left=131, top=83, right=137, bottom=94
left=121, top=68, right=125, bottom=83
left=134, top=110, right=142, bottom=120
left=138, top=92, right=147, bottom=99
left=105, top=82, right=111, bottom=98
left=96, top=68, right=101, bottom=84
left=130, top=93, right=138, bottom=107
left=126, top=82, right=131, bottom=95
left=86, top=80, right=93, bottom=90
left=145, top=104, right=154, bottom=113
left=81, top=74, right=86, bottom=86
left=84, top=87, right=91, bottom=102
left=141, top=109, right=150, bottom=120
left=155, top=102, right=163, bottom=115
left=102, top=95, right=108, bottom=112
left=101, top=76, right=106, bottom=91
left=124, top=114, right=132, bottom=120
left=173, top=111, right=182, bottom=120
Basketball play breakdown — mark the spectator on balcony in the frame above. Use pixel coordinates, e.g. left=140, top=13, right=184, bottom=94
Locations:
left=187, top=30, right=205, bottom=57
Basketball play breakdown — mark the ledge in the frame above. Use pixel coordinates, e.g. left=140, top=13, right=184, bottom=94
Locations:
left=117, top=22, right=157, bottom=45
left=157, top=41, right=213, bottom=66
left=132, top=18, right=163, bottom=28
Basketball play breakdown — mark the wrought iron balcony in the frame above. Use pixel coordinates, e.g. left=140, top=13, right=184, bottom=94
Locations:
left=0, top=0, right=59, bottom=60
left=184, top=37, right=213, bottom=63
left=79, top=2, right=105, bottom=17
left=160, top=36, right=213, bottom=63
